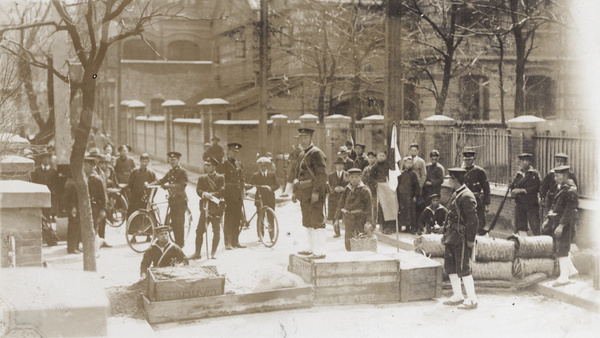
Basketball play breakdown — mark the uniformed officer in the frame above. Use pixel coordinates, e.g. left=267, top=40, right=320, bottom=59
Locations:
left=293, top=128, right=328, bottom=260
left=442, top=168, right=479, bottom=310
left=151, top=151, right=188, bottom=248
left=544, top=165, right=579, bottom=287
left=510, top=153, right=541, bottom=236
left=127, top=153, right=157, bottom=216
left=462, top=150, right=491, bottom=235
left=334, top=168, right=372, bottom=251
left=192, top=157, right=225, bottom=260
left=217, top=143, right=246, bottom=250
left=540, top=153, right=578, bottom=216
left=140, top=225, right=188, bottom=280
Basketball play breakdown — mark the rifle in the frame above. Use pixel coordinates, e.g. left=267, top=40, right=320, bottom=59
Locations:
left=485, top=188, right=509, bottom=233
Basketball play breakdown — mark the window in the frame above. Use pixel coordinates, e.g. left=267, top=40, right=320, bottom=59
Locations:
left=235, top=39, right=246, bottom=58
left=122, top=39, right=158, bottom=60
left=525, top=75, right=555, bottom=118
left=459, top=75, right=490, bottom=120
left=167, top=40, right=201, bottom=61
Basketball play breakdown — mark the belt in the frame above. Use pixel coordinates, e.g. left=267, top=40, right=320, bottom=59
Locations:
left=342, top=209, right=364, bottom=215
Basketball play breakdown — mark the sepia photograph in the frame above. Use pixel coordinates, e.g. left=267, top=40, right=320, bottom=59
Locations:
left=0, top=0, right=598, bottom=337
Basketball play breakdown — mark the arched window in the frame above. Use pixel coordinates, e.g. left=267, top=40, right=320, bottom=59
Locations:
left=459, top=75, right=490, bottom=120
left=167, top=40, right=201, bottom=61
left=122, top=39, right=158, bottom=60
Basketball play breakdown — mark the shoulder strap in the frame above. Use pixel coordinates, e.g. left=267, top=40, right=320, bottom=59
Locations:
left=157, top=242, right=174, bottom=266
left=299, top=147, right=318, bottom=179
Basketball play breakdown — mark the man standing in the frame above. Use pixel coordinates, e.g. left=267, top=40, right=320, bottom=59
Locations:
left=361, top=151, right=378, bottom=224
left=151, top=151, right=188, bottom=248
left=192, top=157, right=225, bottom=260
left=293, top=128, right=328, bottom=260
left=462, top=150, right=491, bottom=235
left=408, top=143, right=427, bottom=188
left=353, top=144, right=369, bottom=170
left=327, top=157, right=349, bottom=237
left=545, top=166, right=579, bottom=287
left=250, top=157, right=280, bottom=241
left=30, top=152, right=58, bottom=221
left=334, top=168, right=372, bottom=251
left=217, top=143, right=246, bottom=250
left=442, top=168, right=479, bottom=310
left=338, top=146, right=355, bottom=171
left=84, top=156, right=107, bottom=255
left=540, top=153, right=578, bottom=217
left=510, top=153, right=541, bottom=236
left=62, top=167, right=80, bottom=254
left=127, top=153, right=157, bottom=216
left=140, top=225, right=188, bottom=280
left=115, top=145, right=135, bottom=185
left=205, top=136, right=225, bottom=164
left=423, top=150, right=445, bottom=201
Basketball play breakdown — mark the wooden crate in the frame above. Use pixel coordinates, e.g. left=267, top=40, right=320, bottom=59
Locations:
left=143, top=286, right=314, bottom=324
left=393, top=251, right=443, bottom=302
left=289, top=252, right=400, bottom=305
left=147, top=266, right=225, bottom=302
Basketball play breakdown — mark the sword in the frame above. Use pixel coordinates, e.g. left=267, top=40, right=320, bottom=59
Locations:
left=203, top=199, right=209, bottom=259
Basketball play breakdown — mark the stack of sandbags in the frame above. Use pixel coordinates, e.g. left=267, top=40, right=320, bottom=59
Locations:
left=509, top=234, right=556, bottom=278
left=414, top=234, right=445, bottom=258
left=471, top=236, right=515, bottom=281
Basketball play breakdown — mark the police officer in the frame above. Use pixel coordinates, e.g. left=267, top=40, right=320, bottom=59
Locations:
left=217, top=143, right=246, bottom=250
left=293, top=128, right=328, bottom=260
left=540, top=153, right=578, bottom=217
left=151, top=151, right=188, bottom=248
left=127, top=153, right=157, bottom=216
left=442, top=168, right=479, bottom=310
left=462, top=150, right=491, bottom=235
left=510, top=153, right=541, bottom=236
left=334, top=168, right=372, bottom=251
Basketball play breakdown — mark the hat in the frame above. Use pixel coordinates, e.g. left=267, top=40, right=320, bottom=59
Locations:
left=227, top=143, right=242, bottom=150
left=354, top=143, right=365, bottom=149
left=99, top=154, right=110, bottom=163
left=338, top=146, right=349, bottom=154
left=428, top=193, right=441, bottom=200
left=554, top=165, right=571, bottom=174
left=211, top=135, right=220, bottom=141
left=334, top=157, right=345, bottom=164
left=348, top=168, right=362, bottom=175
left=204, top=142, right=212, bottom=148
left=409, top=143, right=419, bottom=149
left=518, top=153, right=533, bottom=159
left=430, top=149, right=440, bottom=157
left=84, top=156, right=96, bottom=163
left=555, top=153, right=569, bottom=159
left=118, top=144, right=132, bottom=152
left=367, top=151, right=376, bottom=157
left=167, top=151, right=182, bottom=159
left=298, top=128, right=315, bottom=136
left=140, top=153, right=150, bottom=160
left=257, top=157, right=271, bottom=164
left=462, top=151, right=476, bottom=159
left=448, top=167, right=467, bottom=179
left=204, top=157, right=219, bottom=166
left=88, top=148, right=102, bottom=157
left=154, top=225, right=172, bottom=233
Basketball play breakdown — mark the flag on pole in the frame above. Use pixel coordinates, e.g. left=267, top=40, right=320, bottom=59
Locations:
left=388, top=124, right=402, bottom=190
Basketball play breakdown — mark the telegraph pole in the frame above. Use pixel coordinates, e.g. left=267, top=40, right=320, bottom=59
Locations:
left=385, top=0, right=403, bottom=146
left=258, top=0, right=269, bottom=156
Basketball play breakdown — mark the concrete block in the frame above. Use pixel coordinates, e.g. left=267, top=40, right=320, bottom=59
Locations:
left=0, top=181, right=50, bottom=209
left=0, top=268, right=110, bottom=337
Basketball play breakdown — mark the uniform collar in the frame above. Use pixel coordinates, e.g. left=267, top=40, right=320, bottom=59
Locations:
left=455, top=184, right=467, bottom=195
left=348, top=181, right=365, bottom=191
left=304, top=144, right=314, bottom=152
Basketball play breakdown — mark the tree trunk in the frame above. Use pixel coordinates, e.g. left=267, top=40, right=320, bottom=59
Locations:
left=435, top=51, right=454, bottom=115
left=349, top=75, right=362, bottom=121
left=317, top=83, right=326, bottom=122
left=510, top=0, right=526, bottom=117
left=496, top=34, right=506, bottom=126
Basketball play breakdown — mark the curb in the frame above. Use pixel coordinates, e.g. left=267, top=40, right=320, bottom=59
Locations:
left=532, top=279, right=600, bottom=313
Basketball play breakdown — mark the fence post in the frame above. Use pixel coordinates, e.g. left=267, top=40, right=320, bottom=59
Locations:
left=423, top=115, right=455, bottom=170
left=127, top=100, right=146, bottom=152
left=324, top=114, right=352, bottom=170
left=507, top=115, right=546, bottom=174
left=357, top=115, right=385, bottom=154
left=162, top=100, right=186, bottom=154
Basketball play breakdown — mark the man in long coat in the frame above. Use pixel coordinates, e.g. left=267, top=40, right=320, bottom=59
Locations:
left=217, top=143, right=246, bottom=250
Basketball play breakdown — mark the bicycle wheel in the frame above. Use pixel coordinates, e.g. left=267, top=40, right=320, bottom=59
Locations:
left=258, top=207, right=279, bottom=248
left=108, top=193, right=128, bottom=228
left=126, top=211, right=155, bottom=253
left=166, top=206, right=193, bottom=243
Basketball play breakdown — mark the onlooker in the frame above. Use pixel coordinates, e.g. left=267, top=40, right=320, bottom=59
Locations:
left=396, top=157, right=421, bottom=234
left=327, top=157, right=349, bottom=237
left=353, top=144, right=369, bottom=170
left=30, top=152, right=58, bottom=221
left=127, top=153, right=157, bottom=216
left=361, top=151, right=378, bottom=224
left=114, top=144, right=135, bottom=185
left=338, top=146, right=355, bottom=171
left=334, top=168, right=372, bottom=251
left=205, top=135, right=225, bottom=164
left=423, top=149, right=445, bottom=202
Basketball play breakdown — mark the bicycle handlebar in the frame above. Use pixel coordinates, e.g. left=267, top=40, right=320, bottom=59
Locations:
left=145, top=184, right=162, bottom=189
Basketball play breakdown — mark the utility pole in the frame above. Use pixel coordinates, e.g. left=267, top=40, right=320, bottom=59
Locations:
left=385, top=0, right=403, bottom=147
left=258, top=0, right=269, bottom=156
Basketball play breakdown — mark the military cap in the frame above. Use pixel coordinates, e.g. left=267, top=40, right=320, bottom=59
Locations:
left=553, top=165, right=571, bottom=174
left=428, top=193, right=441, bottom=200
left=227, top=143, right=242, bottom=150
left=462, top=150, right=476, bottom=159
left=555, top=153, right=569, bottom=159
left=99, top=154, right=111, bottom=162
left=448, top=167, right=467, bottom=178
left=88, top=148, right=102, bottom=157
left=518, top=153, right=533, bottom=159
left=118, top=144, right=132, bottom=152
left=367, top=151, right=376, bottom=157
left=298, top=128, right=315, bottom=136
left=409, top=143, right=419, bottom=149
left=140, top=153, right=150, bottom=160
left=354, top=143, right=366, bottom=149
left=430, top=149, right=440, bottom=157
left=334, top=157, right=345, bottom=164
left=204, top=157, right=219, bottom=166
left=167, top=151, right=182, bottom=159
left=154, top=225, right=172, bottom=233
left=257, top=156, right=271, bottom=164
left=348, top=168, right=362, bottom=175
left=338, top=146, right=349, bottom=154
left=211, top=135, right=220, bottom=141
left=204, top=142, right=212, bottom=148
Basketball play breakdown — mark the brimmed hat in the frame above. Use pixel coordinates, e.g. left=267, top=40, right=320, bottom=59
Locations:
left=348, top=168, right=362, bottom=175
left=518, top=153, right=533, bottom=159
left=354, top=143, right=365, bottom=149
left=430, top=149, right=440, bottom=157
left=448, top=167, right=467, bottom=179
left=154, top=225, right=172, bottom=233
left=338, top=146, right=349, bottom=154
left=204, top=142, right=212, bottom=147
left=83, top=156, right=96, bottom=163
left=204, top=157, right=219, bottom=166
left=257, top=157, right=271, bottom=164
left=428, top=193, right=441, bottom=200
left=554, top=165, right=571, bottom=174
left=227, top=143, right=242, bottom=150
left=118, top=144, right=132, bottom=152
left=88, top=148, right=102, bottom=157
left=367, top=151, right=376, bottom=157
left=462, top=150, right=476, bottom=159
left=99, top=154, right=110, bottom=163
left=298, top=128, right=315, bottom=136
left=555, top=153, right=568, bottom=159
left=211, top=135, right=220, bottom=141
left=167, top=151, right=182, bottom=159
left=140, top=153, right=150, bottom=160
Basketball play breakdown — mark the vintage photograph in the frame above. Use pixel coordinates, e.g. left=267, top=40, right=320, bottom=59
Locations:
left=0, top=0, right=598, bottom=336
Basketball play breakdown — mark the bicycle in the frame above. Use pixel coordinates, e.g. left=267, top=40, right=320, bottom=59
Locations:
left=106, top=183, right=128, bottom=227
left=240, top=185, right=279, bottom=247
left=125, top=184, right=193, bottom=253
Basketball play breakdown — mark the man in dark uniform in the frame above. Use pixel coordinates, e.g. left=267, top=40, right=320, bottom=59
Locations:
left=114, top=144, right=135, bottom=184
left=418, top=193, right=448, bottom=234
left=217, top=143, right=246, bottom=250
left=510, top=153, right=541, bottom=236
left=250, top=157, right=280, bottom=241
left=545, top=165, right=578, bottom=287
left=442, top=168, right=479, bottom=310
left=293, top=128, right=328, bottom=259
left=151, top=151, right=188, bottom=248
left=361, top=151, right=378, bottom=224
left=191, top=157, right=225, bottom=260
left=423, top=149, right=445, bottom=202
left=334, top=168, right=372, bottom=251
left=205, top=135, right=225, bottom=164
left=353, top=144, right=369, bottom=170
left=338, top=146, right=355, bottom=171
left=540, top=153, right=578, bottom=218
left=30, top=152, right=58, bottom=220
left=327, top=157, right=349, bottom=237
left=127, top=153, right=157, bottom=216
left=462, top=150, right=491, bottom=235
left=140, top=225, right=188, bottom=280
left=84, top=156, right=107, bottom=254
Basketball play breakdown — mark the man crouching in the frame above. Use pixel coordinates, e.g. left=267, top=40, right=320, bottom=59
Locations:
left=334, top=168, right=372, bottom=251
left=140, top=225, right=188, bottom=280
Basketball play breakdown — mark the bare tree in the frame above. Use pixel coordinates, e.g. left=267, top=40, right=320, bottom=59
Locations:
left=0, top=53, right=26, bottom=157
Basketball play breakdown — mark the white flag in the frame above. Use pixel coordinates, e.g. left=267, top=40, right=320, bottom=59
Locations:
left=388, top=124, right=402, bottom=190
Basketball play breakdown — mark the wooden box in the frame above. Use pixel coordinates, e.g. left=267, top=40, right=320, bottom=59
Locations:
left=289, top=252, right=400, bottom=305
left=147, top=266, right=225, bottom=302
left=393, top=251, right=443, bottom=302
